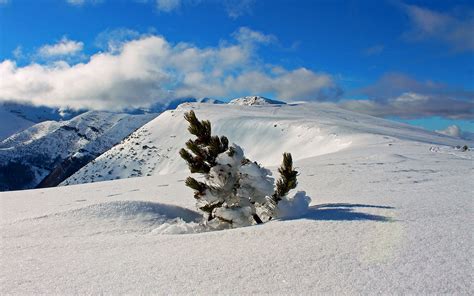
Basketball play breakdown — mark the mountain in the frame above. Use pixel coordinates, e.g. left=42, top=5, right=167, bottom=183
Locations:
left=123, top=97, right=225, bottom=115
left=228, top=96, right=286, bottom=105
left=2, top=101, right=472, bottom=294
left=0, top=102, right=86, bottom=141
left=0, top=111, right=156, bottom=191
left=0, top=107, right=35, bottom=141
left=62, top=102, right=467, bottom=186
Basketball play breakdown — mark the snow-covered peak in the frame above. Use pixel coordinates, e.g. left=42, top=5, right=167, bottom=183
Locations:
left=198, top=98, right=225, bottom=104
left=228, top=96, right=286, bottom=106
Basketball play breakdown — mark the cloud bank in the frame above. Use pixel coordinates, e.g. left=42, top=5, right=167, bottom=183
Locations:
left=402, top=3, right=474, bottom=52
left=338, top=73, right=474, bottom=120
left=0, top=28, right=339, bottom=110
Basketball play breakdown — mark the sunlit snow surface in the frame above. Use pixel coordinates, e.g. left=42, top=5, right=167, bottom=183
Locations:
left=1, top=103, right=473, bottom=294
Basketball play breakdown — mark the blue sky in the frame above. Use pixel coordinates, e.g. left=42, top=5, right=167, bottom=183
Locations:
left=0, top=0, right=473, bottom=133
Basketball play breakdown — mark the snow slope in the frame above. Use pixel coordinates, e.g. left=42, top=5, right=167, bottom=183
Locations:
left=0, top=111, right=156, bottom=191
left=1, top=138, right=472, bottom=294
left=63, top=102, right=466, bottom=185
left=0, top=102, right=86, bottom=141
left=0, top=101, right=84, bottom=123
left=0, top=107, right=35, bottom=141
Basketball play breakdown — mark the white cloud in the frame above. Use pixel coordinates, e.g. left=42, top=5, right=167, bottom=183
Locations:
left=66, top=0, right=103, bottom=6
left=336, top=72, right=474, bottom=120
left=12, top=46, right=23, bottom=60
left=233, top=27, right=276, bottom=45
left=137, top=0, right=254, bottom=19
left=224, top=0, right=255, bottom=19
left=66, top=0, right=85, bottom=5
left=364, top=44, right=384, bottom=56
left=338, top=92, right=474, bottom=120
left=436, top=125, right=474, bottom=141
left=94, top=28, right=142, bottom=52
left=436, top=125, right=461, bottom=138
left=156, top=0, right=181, bottom=12
left=38, top=37, right=84, bottom=57
left=403, top=4, right=474, bottom=52
left=0, top=28, right=339, bottom=110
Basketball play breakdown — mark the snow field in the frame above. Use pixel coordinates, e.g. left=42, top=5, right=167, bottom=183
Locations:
left=1, top=102, right=472, bottom=294
left=1, top=140, right=472, bottom=294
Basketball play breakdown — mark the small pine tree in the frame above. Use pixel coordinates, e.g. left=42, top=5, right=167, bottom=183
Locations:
left=273, top=153, right=298, bottom=202
left=180, top=110, right=299, bottom=229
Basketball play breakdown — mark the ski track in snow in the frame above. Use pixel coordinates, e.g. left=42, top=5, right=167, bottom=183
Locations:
left=1, top=103, right=473, bottom=294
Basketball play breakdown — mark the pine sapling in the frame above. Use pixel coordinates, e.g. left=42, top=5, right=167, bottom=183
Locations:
left=179, top=110, right=301, bottom=228
left=273, top=152, right=298, bottom=202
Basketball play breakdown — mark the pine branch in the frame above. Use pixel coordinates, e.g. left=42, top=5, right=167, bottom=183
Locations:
left=199, top=201, right=224, bottom=220
left=184, top=111, right=211, bottom=144
left=185, top=140, right=207, bottom=160
left=273, top=152, right=298, bottom=202
left=179, top=148, right=210, bottom=173
left=180, top=111, right=224, bottom=173
left=184, top=176, right=207, bottom=198
left=207, top=135, right=229, bottom=165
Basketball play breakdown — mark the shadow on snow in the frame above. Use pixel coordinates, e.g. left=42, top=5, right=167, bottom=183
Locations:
left=297, top=203, right=394, bottom=222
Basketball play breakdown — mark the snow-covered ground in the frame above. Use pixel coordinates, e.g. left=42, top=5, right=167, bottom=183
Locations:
left=1, top=103, right=472, bottom=294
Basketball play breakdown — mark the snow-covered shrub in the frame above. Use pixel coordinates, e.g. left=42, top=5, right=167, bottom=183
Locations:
left=179, top=110, right=305, bottom=229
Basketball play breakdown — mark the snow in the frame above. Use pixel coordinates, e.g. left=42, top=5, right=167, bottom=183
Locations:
left=0, top=111, right=156, bottom=190
left=0, top=107, right=34, bottom=141
left=228, top=95, right=286, bottom=105
left=63, top=102, right=464, bottom=186
left=1, top=103, right=473, bottom=294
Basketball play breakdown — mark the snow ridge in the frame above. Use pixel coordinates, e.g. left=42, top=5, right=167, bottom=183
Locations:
left=228, top=96, right=286, bottom=105
left=62, top=102, right=468, bottom=186
left=0, top=111, right=156, bottom=191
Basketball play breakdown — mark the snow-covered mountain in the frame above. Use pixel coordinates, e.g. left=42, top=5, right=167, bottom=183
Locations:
left=228, top=95, right=286, bottom=105
left=0, top=101, right=85, bottom=123
left=62, top=102, right=467, bottom=186
left=0, top=101, right=87, bottom=141
left=0, top=107, right=35, bottom=141
left=0, top=111, right=156, bottom=191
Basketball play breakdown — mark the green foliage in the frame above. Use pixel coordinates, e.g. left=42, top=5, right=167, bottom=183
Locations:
left=184, top=176, right=207, bottom=197
left=180, top=110, right=228, bottom=174
left=273, top=152, right=298, bottom=202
